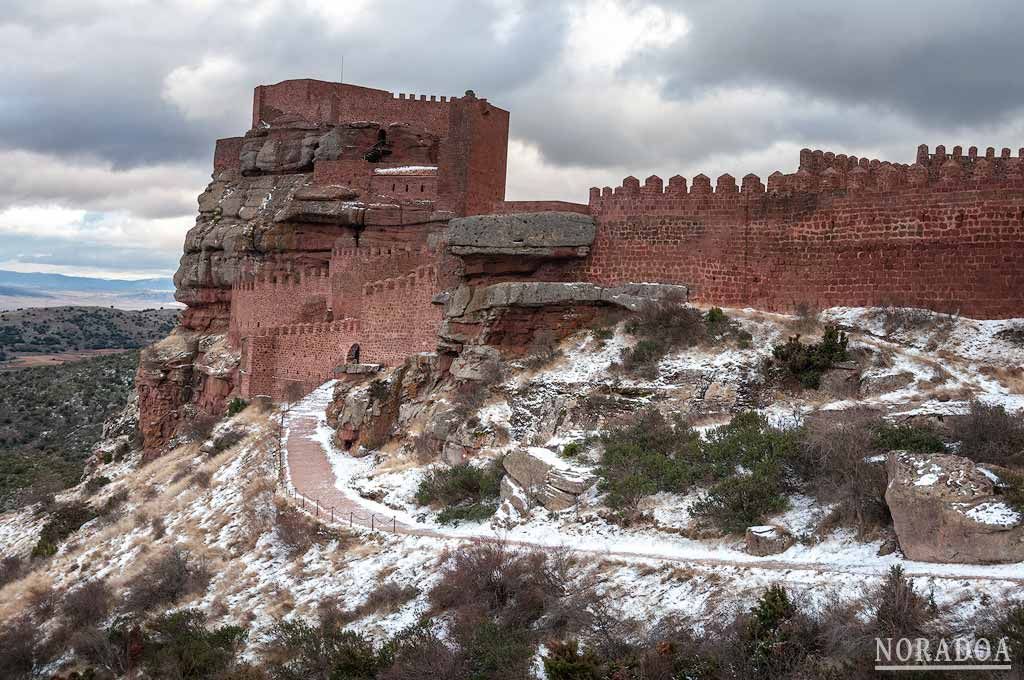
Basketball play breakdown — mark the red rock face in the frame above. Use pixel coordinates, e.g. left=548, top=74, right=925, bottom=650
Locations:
left=144, top=79, right=1024, bottom=458
left=140, top=80, right=509, bottom=455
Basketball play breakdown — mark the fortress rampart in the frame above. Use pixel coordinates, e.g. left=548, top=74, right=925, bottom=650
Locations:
left=190, top=77, right=1024, bottom=409
left=578, top=145, right=1024, bottom=318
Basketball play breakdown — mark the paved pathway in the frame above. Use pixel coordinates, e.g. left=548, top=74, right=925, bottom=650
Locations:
left=281, top=384, right=1024, bottom=585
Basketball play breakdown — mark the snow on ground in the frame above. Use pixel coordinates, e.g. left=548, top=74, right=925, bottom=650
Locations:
left=289, top=304, right=1024, bottom=635
left=2, top=304, right=1022, bottom=675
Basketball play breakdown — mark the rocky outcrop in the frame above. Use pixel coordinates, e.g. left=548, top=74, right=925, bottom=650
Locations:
left=500, top=447, right=596, bottom=512
left=744, top=525, right=795, bottom=556
left=447, top=212, right=596, bottom=258
left=439, top=281, right=688, bottom=354
left=135, top=330, right=240, bottom=454
left=885, top=451, right=1024, bottom=563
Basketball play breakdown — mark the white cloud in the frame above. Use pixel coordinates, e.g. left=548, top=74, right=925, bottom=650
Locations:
left=163, top=54, right=252, bottom=126
left=0, top=205, right=189, bottom=253
left=0, top=150, right=206, bottom=219
left=566, top=0, right=688, bottom=73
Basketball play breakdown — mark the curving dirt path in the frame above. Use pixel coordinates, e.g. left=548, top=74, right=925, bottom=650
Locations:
left=282, top=384, right=1024, bottom=586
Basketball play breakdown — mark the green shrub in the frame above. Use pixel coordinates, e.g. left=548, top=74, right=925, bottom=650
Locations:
left=619, top=300, right=752, bottom=377
left=226, top=398, right=248, bottom=417
left=596, top=411, right=797, bottom=530
left=415, top=459, right=504, bottom=525
left=31, top=501, right=96, bottom=558
left=543, top=639, right=601, bottom=680
left=871, top=422, right=944, bottom=453
left=743, top=584, right=801, bottom=678
left=706, top=306, right=752, bottom=349
left=693, top=411, right=798, bottom=482
left=143, top=609, right=248, bottom=680
left=560, top=442, right=582, bottom=458
left=686, top=413, right=797, bottom=533
left=705, top=306, right=728, bottom=325
left=597, top=410, right=697, bottom=513
left=265, top=618, right=388, bottom=680
left=463, top=621, right=534, bottom=680
left=869, top=565, right=936, bottom=639
left=771, top=325, right=849, bottom=388
left=690, top=471, right=790, bottom=534
left=84, top=475, right=111, bottom=495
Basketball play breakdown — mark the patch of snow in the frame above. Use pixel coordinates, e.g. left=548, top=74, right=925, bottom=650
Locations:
left=372, top=165, right=438, bottom=175
left=959, top=501, right=1022, bottom=527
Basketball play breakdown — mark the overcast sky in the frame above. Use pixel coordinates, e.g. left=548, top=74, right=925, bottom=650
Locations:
left=2, top=0, right=1024, bottom=278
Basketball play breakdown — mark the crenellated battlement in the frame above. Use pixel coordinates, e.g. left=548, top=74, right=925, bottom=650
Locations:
left=361, top=266, right=438, bottom=296
left=589, top=144, right=1024, bottom=212
left=253, top=319, right=360, bottom=338
left=330, top=245, right=433, bottom=260
left=233, top=268, right=331, bottom=292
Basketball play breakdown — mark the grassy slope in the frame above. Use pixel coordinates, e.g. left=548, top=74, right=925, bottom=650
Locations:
left=0, top=351, right=140, bottom=509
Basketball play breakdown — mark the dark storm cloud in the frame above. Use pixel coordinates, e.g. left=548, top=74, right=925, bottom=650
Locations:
left=0, top=0, right=568, bottom=168
left=637, top=0, right=1024, bottom=126
left=2, top=0, right=1024, bottom=276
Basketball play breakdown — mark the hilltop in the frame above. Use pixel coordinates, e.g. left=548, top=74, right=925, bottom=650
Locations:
left=0, top=306, right=179, bottom=363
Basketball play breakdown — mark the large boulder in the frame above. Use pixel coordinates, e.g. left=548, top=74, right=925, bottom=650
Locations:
left=501, top=447, right=596, bottom=513
left=885, top=451, right=1024, bottom=563
left=447, top=212, right=596, bottom=258
left=744, top=525, right=795, bottom=556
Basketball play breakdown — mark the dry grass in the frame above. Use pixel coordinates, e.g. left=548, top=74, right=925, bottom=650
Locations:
left=979, top=364, right=1024, bottom=394
left=0, top=409, right=277, bottom=626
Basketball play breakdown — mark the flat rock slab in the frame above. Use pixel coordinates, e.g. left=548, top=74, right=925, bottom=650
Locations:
left=448, top=212, right=596, bottom=257
left=503, top=447, right=596, bottom=512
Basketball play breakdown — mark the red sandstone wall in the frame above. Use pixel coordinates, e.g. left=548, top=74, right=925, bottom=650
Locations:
left=436, top=97, right=509, bottom=216
left=328, top=246, right=434, bottom=321
left=369, top=172, right=439, bottom=202
left=240, top=320, right=361, bottom=398
left=237, top=265, right=441, bottom=399
left=254, top=80, right=455, bottom=136
left=312, top=160, right=375, bottom=193
left=229, top=269, right=332, bottom=344
left=213, top=137, right=244, bottom=174
left=581, top=168, right=1024, bottom=319
left=359, top=265, right=443, bottom=366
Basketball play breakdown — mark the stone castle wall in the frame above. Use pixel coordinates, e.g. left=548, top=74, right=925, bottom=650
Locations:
left=360, top=265, right=443, bottom=366
left=578, top=145, right=1024, bottom=319
left=229, top=267, right=332, bottom=344
left=178, top=77, right=1024, bottom=417
left=237, top=265, right=441, bottom=398
left=240, top=319, right=361, bottom=398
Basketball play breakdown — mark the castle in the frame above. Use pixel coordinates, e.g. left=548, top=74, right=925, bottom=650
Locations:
left=164, top=77, right=1024, bottom=418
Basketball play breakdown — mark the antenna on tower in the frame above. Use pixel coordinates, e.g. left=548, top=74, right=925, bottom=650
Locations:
left=340, top=56, right=344, bottom=84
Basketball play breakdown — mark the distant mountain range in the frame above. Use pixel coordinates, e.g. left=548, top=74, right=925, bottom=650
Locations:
left=0, top=269, right=173, bottom=293
left=0, top=270, right=179, bottom=310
